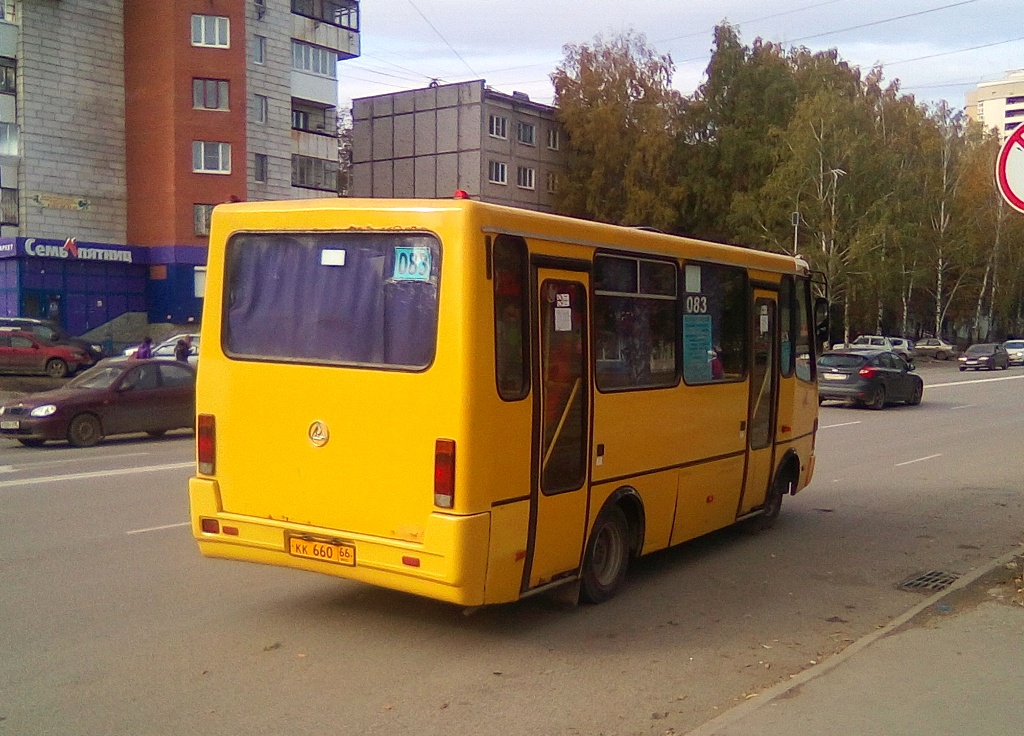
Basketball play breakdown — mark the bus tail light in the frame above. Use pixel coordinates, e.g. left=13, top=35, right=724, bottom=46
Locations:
left=197, top=413, right=216, bottom=475
left=434, top=439, right=456, bottom=508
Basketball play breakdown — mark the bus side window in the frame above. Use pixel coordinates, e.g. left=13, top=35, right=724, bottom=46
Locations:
left=682, top=263, right=747, bottom=384
left=794, top=277, right=814, bottom=382
left=493, top=235, right=530, bottom=400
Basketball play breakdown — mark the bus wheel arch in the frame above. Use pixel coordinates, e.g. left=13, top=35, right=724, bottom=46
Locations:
left=745, top=451, right=800, bottom=533
left=580, top=488, right=644, bottom=604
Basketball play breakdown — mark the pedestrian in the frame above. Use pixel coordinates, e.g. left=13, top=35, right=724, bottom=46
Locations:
left=135, top=336, right=153, bottom=359
left=174, top=335, right=193, bottom=362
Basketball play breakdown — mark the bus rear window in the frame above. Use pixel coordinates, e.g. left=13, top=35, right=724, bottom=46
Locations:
left=223, top=232, right=441, bottom=370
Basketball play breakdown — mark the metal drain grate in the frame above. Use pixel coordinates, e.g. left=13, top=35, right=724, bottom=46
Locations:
left=898, top=570, right=960, bottom=593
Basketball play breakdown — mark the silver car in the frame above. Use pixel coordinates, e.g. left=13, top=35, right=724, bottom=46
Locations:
left=1004, top=339, right=1024, bottom=366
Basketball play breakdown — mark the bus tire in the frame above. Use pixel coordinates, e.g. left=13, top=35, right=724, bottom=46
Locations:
left=744, top=471, right=792, bottom=534
left=580, top=504, right=630, bottom=604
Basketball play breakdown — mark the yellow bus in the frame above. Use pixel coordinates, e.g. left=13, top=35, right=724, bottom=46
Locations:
left=190, top=197, right=826, bottom=607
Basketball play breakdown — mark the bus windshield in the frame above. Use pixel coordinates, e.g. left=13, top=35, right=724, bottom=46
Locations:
left=223, top=232, right=441, bottom=370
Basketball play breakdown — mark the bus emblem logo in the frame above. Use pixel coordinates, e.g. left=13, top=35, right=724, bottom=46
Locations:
left=308, top=421, right=330, bottom=447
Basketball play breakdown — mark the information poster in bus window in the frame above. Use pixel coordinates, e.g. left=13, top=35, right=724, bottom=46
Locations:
left=392, top=246, right=432, bottom=281
left=683, top=314, right=713, bottom=383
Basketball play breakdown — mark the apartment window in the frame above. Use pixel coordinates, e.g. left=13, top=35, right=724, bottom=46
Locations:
left=254, top=35, right=266, bottom=64
left=292, top=109, right=309, bottom=130
left=488, top=114, right=508, bottom=139
left=488, top=160, right=507, bottom=185
left=254, top=153, right=269, bottom=183
left=193, top=79, right=229, bottom=110
left=1006, top=122, right=1022, bottom=132
left=191, top=15, right=230, bottom=48
left=516, top=121, right=536, bottom=146
left=546, top=171, right=556, bottom=194
left=291, top=154, right=339, bottom=191
left=291, top=0, right=360, bottom=31
left=193, top=141, right=231, bottom=174
left=254, top=0, right=266, bottom=20
left=254, top=94, right=269, bottom=123
left=1006, top=109, right=1024, bottom=118
left=0, top=58, right=14, bottom=95
left=1007, top=96, right=1024, bottom=105
left=516, top=166, right=535, bottom=190
left=291, top=41, right=337, bottom=78
left=547, top=129, right=560, bottom=150
left=194, top=205, right=216, bottom=236
left=0, top=122, right=17, bottom=157
left=1, top=187, right=17, bottom=226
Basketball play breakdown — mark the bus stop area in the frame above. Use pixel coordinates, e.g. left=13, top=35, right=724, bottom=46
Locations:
left=688, top=547, right=1024, bottom=736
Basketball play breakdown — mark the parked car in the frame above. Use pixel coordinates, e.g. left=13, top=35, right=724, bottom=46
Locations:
left=915, top=337, right=958, bottom=361
left=817, top=349, right=923, bottom=409
left=888, top=337, right=916, bottom=360
left=0, top=316, right=104, bottom=363
left=0, top=330, right=93, bottom=378
left=1003, top=339, right=1024, bottom=366
left=123, top=333, right=200, bottom=364
left=958, top=343, right=1010, bottom=371
left=0, top=357, right=197, bottom=447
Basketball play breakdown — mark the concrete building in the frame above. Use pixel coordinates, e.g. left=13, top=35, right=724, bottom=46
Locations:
left=0, top=0, right=357, bottom=346
left=351, top=80, right=564, bottom=212
left=966, top=70, right=1024, bottom=141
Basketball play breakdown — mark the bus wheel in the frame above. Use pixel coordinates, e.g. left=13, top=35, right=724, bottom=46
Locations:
left=580, top=505, right=630, bottom=604
left=745, top=474, right=790, bottom=533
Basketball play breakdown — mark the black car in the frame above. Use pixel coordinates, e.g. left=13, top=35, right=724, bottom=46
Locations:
left=958, top=343, right=1010, bottom=371
left=817, top=349, right=923, bottom=409
left=0, top=317, right=105, bottom=364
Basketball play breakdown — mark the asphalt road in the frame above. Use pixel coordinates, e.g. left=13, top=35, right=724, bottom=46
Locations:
left=1, top=361, right=1022, bottom=735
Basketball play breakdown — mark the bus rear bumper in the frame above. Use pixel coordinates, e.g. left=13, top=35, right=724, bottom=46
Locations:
left=189, top=477, right=491, bottom=607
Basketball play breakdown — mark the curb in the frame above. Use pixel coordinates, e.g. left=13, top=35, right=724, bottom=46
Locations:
left=684, top=543, right=1024, bottom=736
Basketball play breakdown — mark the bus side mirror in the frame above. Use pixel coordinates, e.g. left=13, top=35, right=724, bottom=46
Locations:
left=813, top=298, right=829, bottom=345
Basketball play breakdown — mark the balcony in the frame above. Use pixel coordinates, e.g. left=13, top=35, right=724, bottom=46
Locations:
left=291, top=0, right=359, bottom=31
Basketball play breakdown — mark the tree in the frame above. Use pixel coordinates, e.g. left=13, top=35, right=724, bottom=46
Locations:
left=551, top=31, right=685, bottom=230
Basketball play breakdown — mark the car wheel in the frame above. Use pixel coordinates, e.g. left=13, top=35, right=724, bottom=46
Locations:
left=146, top=429, right=167, bottom=438
left=868, top=385, right=886, bottom=410
left=44, top=358, right=69, bottom=379
left=958, top=367, right=966, bottom=371
left=18, top=438, right=46, bottom=447
left=67, top=414, right=103, bottom=447
left=908, top=381, right=923, bottom=406
left=580, top=504, right=630, bottom=604
left=935, top=351, right=947, bottom=360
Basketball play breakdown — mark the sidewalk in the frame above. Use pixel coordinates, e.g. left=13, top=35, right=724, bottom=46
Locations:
left=687, top=547, right=1024, bottom=736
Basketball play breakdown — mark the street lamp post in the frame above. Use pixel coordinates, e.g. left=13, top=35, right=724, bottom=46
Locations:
left=792, top=211, right=799, bottom=256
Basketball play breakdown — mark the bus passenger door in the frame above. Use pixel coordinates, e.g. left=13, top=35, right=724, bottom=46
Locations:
left=739, top=292, right=778, bottom=515
left=524, top=269, right=591, bottom=592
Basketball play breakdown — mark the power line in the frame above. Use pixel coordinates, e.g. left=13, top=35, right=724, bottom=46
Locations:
left=788, top=0, right=980, bottom=44
left=885, top=35, right=1024, bottom=67
left=404, top=0, right=478, bottom=77
left=656, top=0, right=849, bottom=45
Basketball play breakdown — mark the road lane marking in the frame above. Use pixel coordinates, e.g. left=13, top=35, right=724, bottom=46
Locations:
left=949, top=404, right=976, bottom=410
left=820, top=421, right=862, bottom=429
left=895, top=453, right=942, bottom=467
left=126, top=521, right=190, bottom=535
left=0, top=451, right=155, bottom=473
left=927, top=374, right=1024, bottom=389
left=0, top=461, right=193, bottom=489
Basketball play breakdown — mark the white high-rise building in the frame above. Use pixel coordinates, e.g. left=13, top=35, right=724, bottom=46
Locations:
left=966, top=70, right=1024, bottom=141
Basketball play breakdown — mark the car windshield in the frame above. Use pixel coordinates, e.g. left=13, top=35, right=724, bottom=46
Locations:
left=819, top=354, right=867, bottom=368
left=66, top=363, right=125, bottom=389
left=1005, top=341, right=1024, bottom=349
left=966, top=345, right=993, bottom=355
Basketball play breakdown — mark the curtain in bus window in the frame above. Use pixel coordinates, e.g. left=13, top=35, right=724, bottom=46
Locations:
left=224, top=233, right=440, bottom=369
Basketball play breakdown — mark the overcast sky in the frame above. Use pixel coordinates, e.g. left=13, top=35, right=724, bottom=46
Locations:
left=339, top=0, right=1022, bottom=111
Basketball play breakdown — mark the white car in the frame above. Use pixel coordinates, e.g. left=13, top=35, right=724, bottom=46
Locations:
left=124, top=333, right=200, bottom=364
left=1004, top=339, right=1024, bottom=366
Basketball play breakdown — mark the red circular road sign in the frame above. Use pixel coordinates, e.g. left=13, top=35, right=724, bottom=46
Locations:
left=996, top=125, right=1024, bottom=214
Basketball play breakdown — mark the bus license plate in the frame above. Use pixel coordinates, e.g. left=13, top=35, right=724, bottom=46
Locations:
left=288, top=537, right=355, bottom=566
left=0, top=420, right=19, bottom=429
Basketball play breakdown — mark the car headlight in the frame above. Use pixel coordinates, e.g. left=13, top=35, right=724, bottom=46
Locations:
left=30, top=404, right=57, bottom=418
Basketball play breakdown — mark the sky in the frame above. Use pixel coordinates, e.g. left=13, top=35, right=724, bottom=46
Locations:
left=338, top=0, right=1023, bottom=111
